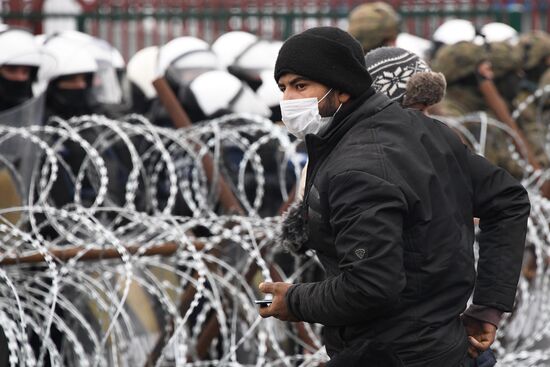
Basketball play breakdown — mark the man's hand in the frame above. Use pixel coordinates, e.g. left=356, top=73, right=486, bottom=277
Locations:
left=258, top=282, right=299, bottom=322
left=462, top=314, right=497, bottom=358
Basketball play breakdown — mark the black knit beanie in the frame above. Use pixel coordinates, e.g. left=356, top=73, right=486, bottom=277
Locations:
left=274, top=27, right=372, bottom=97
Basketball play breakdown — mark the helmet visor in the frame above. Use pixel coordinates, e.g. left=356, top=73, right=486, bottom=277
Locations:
left=93, top=59, right=123, bottom=104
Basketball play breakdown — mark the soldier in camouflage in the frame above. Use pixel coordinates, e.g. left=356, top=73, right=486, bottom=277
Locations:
left=519, top=30, right=550, bottom=89
left=348, top=1, right=401, bottom=54
left=431, top=42, right=487, bottom=114
left=489, top=41, right=550, bottom=169
left=517, top=31, right=550, bottom=157
left=489, top=41, right=523, bottom=105
left=431, top=41, right=526, bottom=178
left=539, top=68, right=550, bottom=122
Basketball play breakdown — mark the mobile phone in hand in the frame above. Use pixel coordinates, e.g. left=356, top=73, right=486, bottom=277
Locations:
left=255, top=299, right=273, bottom=308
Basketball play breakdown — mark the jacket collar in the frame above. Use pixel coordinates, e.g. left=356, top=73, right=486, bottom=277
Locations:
left=302, top=88, right=393, bottom=205
left=305, top=88, right=392, bottom=159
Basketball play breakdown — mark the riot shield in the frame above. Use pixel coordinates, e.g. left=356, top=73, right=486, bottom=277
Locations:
left=0, top=93, right=45, bottom=207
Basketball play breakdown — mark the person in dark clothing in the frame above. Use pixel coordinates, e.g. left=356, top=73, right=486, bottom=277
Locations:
left=0, top=28, right=41, bottom=112
left=38, top=36, right=134, bottom=230
left=258, top=27, right=530, bottom=367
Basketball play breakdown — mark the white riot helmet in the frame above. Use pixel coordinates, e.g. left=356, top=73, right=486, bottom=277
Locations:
left=39, top=35, right=97, bottom=83
left=431, top=19, right=485, bottom=59
left=157, top=36, right=220, bottom=87
left=39, top=35, right=99, bottom=119
left=0, top=28, right=42, bottom=110
left=228, top=38, right=281, bottom=71
left=180, top=70, right=270, bottom=122
left=212, top=31, right=259, bottom=69
left=396, top=32, right=432, bottom=61
left=45, top=30, right=126, bottom=105
left=0, top=28, right=42, bottom=68
left=127, top=46, right=159, bottom=113
left=433, top=19, right=478, bottom=45
left=481, top=22, right=519, bottom=44
left=256, top=69, right=283, bottom=121
left=230, top=40, right=282, bottom=91
left=212, top=31, right=282, bottom=91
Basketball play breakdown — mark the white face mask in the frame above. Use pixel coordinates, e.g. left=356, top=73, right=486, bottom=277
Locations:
left=279, top=88, right=341, bottom=140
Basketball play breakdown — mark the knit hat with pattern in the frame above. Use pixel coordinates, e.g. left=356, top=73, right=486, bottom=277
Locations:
left=365, top=46, right=431, bottom=104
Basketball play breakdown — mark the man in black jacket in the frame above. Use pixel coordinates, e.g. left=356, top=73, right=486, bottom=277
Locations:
left=258, top=27, right=530, bottom=367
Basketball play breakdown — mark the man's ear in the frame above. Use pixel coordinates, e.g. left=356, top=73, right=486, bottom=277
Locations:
left=337, top=91, right=351, bottom=104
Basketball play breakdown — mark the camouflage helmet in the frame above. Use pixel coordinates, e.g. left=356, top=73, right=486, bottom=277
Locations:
left=348, top=2, right=401, bottom=53
left=519, top=30, right=550, bottom=71
left=431, top=41, right=487, bottom=83
left=488, top=41, right=523, bottom=78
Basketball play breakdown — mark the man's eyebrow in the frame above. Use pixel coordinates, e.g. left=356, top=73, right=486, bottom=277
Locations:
left=288, top=77, right=309, bottom=85
left=278, top=77, right=310, bottom=87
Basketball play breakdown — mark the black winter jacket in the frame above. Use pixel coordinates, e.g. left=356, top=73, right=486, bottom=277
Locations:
left=285, top=90, right=530, bottom=366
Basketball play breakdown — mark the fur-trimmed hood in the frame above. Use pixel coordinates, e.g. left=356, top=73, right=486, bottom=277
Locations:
left=278, top=200, right=308, bottom=254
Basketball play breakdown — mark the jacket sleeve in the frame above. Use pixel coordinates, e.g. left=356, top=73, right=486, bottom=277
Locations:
left=469, top=149, right=530, bottom=312
left=286, top=169, right=408, bottom=326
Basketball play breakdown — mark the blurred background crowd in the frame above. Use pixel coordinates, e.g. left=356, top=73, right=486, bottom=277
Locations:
left=1, top=0, right=550, bottom=187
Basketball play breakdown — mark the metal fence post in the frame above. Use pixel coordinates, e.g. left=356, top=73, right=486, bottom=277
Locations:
left=508, top=3, right=523, bottom=32
left=282, top=13, right=293, bottom=39
left=77, top=13, right=86, bottom=32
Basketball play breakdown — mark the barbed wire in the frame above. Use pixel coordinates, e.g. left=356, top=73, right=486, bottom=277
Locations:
left=0, top=104, right=548, bottom=365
